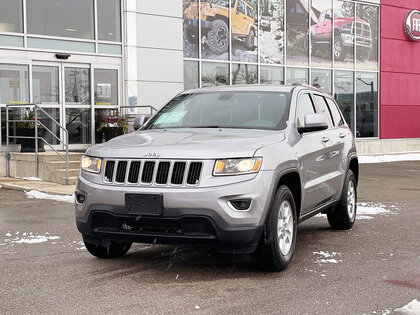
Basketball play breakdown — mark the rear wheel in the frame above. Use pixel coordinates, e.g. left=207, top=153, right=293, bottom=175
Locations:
left=244, top=29, right=256, bottom=50
left=327, top=170, right=357, bottom=230
left=207, top=19, right=229, bottom=55
left=254, top=185, right=297, bottom=271
left=84, top=240, right=132, bottom=258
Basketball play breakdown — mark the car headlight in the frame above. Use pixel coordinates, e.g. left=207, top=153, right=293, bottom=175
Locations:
left=213, top=158, right=262, bottom=176
left=81, top=155, right=102, bottom=174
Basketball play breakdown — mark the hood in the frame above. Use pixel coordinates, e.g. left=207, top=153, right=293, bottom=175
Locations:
left=86, top=128, right=285, bottom=159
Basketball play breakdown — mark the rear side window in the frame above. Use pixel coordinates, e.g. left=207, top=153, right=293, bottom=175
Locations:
left=312, top=94, right=333, bottom=128
left=237, top=1, right=245, bottom=13
left=326, top=98, right=344, bottom=126
left=297, top=93, right=315, bottom=128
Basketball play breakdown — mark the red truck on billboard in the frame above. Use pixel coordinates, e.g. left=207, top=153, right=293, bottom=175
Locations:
left=311, top=8, right=372, bottom=61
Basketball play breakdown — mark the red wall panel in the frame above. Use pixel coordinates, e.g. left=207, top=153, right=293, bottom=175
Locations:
left=380, top=3, right=420, bottom=139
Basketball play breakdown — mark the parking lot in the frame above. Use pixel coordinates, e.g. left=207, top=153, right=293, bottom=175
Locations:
left=0, top=161, right=419, bottom=314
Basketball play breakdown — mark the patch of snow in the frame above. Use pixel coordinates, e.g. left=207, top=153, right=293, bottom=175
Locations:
left=395, top=299, right=420, bottom=314
left=359, top=153, right=420, bottom=164
left=22, top=177, right=42, bottom=181
left=356, top=202, right=398, bottom=220
left=5, top=232, right=11, bottom=237
left=313, top=251, right=342, bottom=264
left=194, top=306, right=200, bottom=310
left=0, top=184, right=2, bottom=189
left=1, top=232, right=60, bottom=245
left=25, top=190, right=74, bottom=203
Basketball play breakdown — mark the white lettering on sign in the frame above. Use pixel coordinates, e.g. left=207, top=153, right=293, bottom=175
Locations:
left=413, top=18, right=420, bottom=32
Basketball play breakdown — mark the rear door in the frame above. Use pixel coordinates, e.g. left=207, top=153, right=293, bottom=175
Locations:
left=311, top=93, right=342, bottom=199
left=296, top=92, right=334, bottom=213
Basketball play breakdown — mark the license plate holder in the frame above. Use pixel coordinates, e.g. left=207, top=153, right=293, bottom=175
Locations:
left=125, top=193, right=163, bottom=216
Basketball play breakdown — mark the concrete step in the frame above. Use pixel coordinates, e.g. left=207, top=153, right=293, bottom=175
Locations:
left=55, top=169, right=80, bottom=178
left=57, top=176, right=78, bottom=186
left=49, top=160, right=81, bottom=170
left=39, top=153, right=83, bottom=162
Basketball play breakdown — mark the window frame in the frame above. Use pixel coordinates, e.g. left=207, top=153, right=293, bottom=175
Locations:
left=311, top=93, right=334, bottom=129
left=295, top=91, right=317, bottom=129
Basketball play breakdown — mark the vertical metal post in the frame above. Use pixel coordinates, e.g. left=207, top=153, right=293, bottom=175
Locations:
left=66, top=132, right=69, bottom=185
left=6, top=105, right=10, bottom=177
left=34, top=106, right=38, bottom=178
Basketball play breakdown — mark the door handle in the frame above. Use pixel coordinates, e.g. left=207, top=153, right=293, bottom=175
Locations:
left=322, top=137, right=330, bottom=143
left=339, top=133, right=346, bottom=138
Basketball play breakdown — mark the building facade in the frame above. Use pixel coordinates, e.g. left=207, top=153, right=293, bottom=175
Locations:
left=0, top=0, right=419, bottom=153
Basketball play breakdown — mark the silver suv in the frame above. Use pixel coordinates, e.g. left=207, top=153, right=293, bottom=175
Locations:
left=75, top=85, right=358, bottom=271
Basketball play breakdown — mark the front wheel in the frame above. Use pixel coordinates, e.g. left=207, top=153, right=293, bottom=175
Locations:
left=207, top=19, right=229, bottom=55
left=327, top=170, right=357, bottom=230
left=244, top=29, right=256, bottom=50
left=254, top=185, right=297, bottom=271
left=84, top=240, right=132, bottom=258
left=334, top=36, right=345, bottom=61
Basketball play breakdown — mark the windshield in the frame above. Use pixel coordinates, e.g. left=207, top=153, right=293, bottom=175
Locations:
left=143, top=91, right=291, bottom=131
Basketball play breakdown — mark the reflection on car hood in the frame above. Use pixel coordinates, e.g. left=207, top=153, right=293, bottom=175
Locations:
left=86, top=128, right=285, bottom=159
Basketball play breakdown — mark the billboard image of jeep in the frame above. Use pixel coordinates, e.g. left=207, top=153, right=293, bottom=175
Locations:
left=183, top=0, right=258, bottom=62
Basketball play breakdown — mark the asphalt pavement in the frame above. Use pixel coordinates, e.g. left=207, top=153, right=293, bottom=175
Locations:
left=0, top=162, right=419, bottom=314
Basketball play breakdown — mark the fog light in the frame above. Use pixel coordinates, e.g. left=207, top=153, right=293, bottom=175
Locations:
left=75, top=192, right=86, bottom=204
left=230, top=199, right=251, bottom=211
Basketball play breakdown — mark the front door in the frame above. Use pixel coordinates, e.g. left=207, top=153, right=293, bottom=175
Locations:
left=31, top=61, right=120, bottom=150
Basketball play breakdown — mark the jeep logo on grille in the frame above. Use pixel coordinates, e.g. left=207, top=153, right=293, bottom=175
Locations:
left=405, top=10, right=420, bottom=41
left=143, top=152, right=161, bottom=158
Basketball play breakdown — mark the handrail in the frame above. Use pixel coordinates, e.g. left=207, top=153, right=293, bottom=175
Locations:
left=6, top=103, right=70, bottom=185
left=120, top=105, right=158, bottom=116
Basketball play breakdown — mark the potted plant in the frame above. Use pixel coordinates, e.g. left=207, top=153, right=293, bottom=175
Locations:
left=97, top=111, right=128, bottom=142
left=16, top=109, right=46, bottom=153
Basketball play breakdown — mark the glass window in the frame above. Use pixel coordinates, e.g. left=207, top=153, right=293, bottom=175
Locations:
left=95, top=108, right=117, bottom=143
left=94, top=69, right=118, bottom=105
left=0, top=64, right=29, bottom=104
left=27, top=0, right=94, bottom=39
left=311, top=69, right=332, bottom=94
left=334, top=70, right=354, bottom=132
left=297, top=93, right=315, bottom=128
left=144, top=91, right=291, bottom=131
left=356, top=72, right=378, bottom=138
left=286, top=0, right=309, bottom=66
left=97, top=0, right=121, bottom=42
left=326, top=98, right=344, bottom=127
left=311, top=0, right=332, bottom=68
left=184, top=61, right=199, bottom=90
left=260, top=66, right=284, bottom=85
left=0, top=0, right=23, bottom=33
left=259, top=0, right=284, bottom=65
left=32, top=66, right=59, bottom=105
left=334, top=0, right=354, bottom=69
left=356, top=4, right=378, bottom=71
left=65, top=67, right=90, bottom=105
left=201, top=62, right=229, bottom=87
left=66, top=108, right=91, bottom=144
left=37, top=108, right=61, bottom=145
left=183, top=0, right=199, bottom=58
left=286, top=67, right=308, bottom=85
left=232, top=0, right=257, bottom=62
left=232, top=64, right=258, bottom=85
left=201, top=0, right=229, bottom=61
left=313, top=94, right=333, bottom=127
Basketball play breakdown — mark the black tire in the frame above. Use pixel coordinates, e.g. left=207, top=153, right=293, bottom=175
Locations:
left=84, top=240, right=132, bottom=259
left=334, top=36, right=345, bottom=61
left=254, top=185, right=298, bottom=271
left=327, top=170, right=357, bottom=230
left=207, top=19, right=229, bottom=55
left=244, top=29, right=256, bottom=50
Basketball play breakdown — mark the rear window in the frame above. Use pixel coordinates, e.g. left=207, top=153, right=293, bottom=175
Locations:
left=144, top=91, right=291, bottom=131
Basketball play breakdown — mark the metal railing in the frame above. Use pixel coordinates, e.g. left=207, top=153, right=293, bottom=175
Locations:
left=120, top=105, right=158, bottom=116
left=5, top=104, right=70, bottom=185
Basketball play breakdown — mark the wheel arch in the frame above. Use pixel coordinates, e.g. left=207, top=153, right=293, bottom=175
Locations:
left=348, top=157, right=359, bottom=185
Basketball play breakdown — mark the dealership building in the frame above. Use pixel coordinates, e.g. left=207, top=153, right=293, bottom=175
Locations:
left=0, top=0, right=420, bottom=155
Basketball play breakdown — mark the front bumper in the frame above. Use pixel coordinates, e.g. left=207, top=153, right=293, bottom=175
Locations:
left=75, top=171, right=275, bottom=253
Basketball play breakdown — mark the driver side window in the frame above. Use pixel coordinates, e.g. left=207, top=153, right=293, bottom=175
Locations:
left=297, top=93, right=316, bottom=128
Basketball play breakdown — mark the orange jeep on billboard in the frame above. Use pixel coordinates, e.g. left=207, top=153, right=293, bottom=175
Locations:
left=184, top=0, right=257, bottom=55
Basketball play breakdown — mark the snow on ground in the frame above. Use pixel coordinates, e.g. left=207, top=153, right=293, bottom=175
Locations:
left=359, top=152, right=420, bottom=164
left=22, top=177, right=42, bottom=181
left=395, top=299, right=420, bottom=314
left=25, top=190, right=74, bottom=203
left=357, top=202, right=398, bottom=220
left=2, top=232, right=60, bottom=245
left=313, top=251, right=342, bottom=264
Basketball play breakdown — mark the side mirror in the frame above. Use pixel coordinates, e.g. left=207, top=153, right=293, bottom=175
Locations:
left=298, top=113, right=329, bottom=134
left=325, top=13, right=332, bottom=20
left=133, top=115, right=149, bottom=131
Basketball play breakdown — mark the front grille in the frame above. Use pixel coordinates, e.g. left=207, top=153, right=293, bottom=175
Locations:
left=103, top=159, right=203, bottom=186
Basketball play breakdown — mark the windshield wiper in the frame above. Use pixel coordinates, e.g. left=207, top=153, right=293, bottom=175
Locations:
left=190, top=125, right=221, bottom=128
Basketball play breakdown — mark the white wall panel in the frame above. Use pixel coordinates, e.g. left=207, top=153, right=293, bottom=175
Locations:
left=127, top=0, right=182, bottom=18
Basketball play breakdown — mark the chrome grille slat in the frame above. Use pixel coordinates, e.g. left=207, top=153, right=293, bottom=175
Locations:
left=102, top=159, right=203, bottom=187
